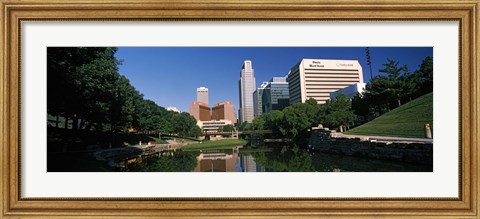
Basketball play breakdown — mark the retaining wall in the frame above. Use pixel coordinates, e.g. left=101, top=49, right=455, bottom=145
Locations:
left=308, top=128, right=433, bottom=165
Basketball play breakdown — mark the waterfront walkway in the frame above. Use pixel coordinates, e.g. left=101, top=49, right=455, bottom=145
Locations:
left=333, top=132, right=433, bottom=144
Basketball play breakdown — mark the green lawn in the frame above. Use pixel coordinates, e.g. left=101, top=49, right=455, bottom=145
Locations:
left=346, top=92, right=433, bottom=138
left=181, top=139, right=247, bottom=151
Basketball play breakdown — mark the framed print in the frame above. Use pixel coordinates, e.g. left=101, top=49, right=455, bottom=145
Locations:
left=1, top=0, right=478, bottom=218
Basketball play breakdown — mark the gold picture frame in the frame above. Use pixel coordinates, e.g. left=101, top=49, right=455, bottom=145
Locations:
left=1, top=0, right=478, bottom=218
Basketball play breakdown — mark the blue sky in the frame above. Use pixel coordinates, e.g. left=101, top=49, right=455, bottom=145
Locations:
left=115, top=47, right=432, bottom=112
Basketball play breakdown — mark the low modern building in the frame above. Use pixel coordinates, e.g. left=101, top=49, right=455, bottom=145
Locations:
left=166, top=106, right=181, bottom=113
left=211, top=101, right=237, bottom=125
left=197, top=120, right=234, bottom=133
left=262, top=77, right=290, bottom=113
left=330, top=83, right=366, bottom=99
left=287, top=59, right=363, bottom=104
left=189, top=101, right=211, bottom=121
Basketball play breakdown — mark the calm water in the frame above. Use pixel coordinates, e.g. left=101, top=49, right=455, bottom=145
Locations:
left=129, top=143, right=433, bottom=172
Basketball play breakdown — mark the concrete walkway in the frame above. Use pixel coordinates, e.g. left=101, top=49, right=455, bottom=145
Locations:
left=166, top=140, right=180, bottom=145
left=333, top=132, right=433, bottom=144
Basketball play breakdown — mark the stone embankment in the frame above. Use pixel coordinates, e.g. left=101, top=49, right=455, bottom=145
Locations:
left=308, top=125, right=433, bottom=165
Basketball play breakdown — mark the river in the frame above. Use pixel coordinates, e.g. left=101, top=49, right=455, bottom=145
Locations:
left=127, top=142, right=433, bottom=172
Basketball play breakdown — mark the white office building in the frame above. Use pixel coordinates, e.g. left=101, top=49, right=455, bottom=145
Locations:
left=287, top=59, right=363, bottom=104
left=197, top=87, right=209, bottom=105
left=166, top=106, right=181, bottom=113
left=238, top=60, right=256, bottom=124
left=330, top=83, right=366, bottom=99
left=197, top=120, right=234, bottom=133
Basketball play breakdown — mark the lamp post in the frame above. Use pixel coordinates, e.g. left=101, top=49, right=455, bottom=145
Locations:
left=365, top=47, right=373, bottom=80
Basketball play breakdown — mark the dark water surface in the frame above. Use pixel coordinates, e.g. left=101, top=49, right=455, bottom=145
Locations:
left=132, top=144, right=432, bottom=172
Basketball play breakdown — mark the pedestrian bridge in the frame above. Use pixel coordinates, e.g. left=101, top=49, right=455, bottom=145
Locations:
left=206, top=130, right=273, bottom=136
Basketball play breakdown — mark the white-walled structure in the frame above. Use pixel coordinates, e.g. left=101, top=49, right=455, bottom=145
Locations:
left=166, top=106, right=181, bottom=113
left=197, top=120, right=234, bottom=133
left=287, top=59, right=363, bottom=104
left=330, top=83, right=366, bottom=99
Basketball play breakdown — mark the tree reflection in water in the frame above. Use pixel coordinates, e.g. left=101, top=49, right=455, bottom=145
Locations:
left=126, top=143, right=432, bottom=172
left=251, top=145, right=315, bottom=172
left=128, top=150, right=198, bottom=172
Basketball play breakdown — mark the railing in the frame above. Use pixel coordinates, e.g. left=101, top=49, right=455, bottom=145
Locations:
left=207, top=130, right=273, bottom=135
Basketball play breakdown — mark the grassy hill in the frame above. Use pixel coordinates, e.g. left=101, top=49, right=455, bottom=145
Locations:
left=346, top=92, right=433, bottom=138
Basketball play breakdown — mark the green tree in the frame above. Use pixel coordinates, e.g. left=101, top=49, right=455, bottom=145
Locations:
left=190, top=126, right=202, bottom=137
left=109, top=75, right=137, bottom=132
left=250, top=115, right=266, bottom=130
left=263, top=110, right=285, bottom=137
left=248, top=99, right=321, bottom=139
left=321, top=93, right=357, bottom=132
left=172, top=112, right=199, bottom=137
left=222, top=125, right=235, bottom=132
left=352, top=56, right=433, bottom=124
left=414, top=56, right=433, bottom=96
left=377, top=58, right=410, bottom=107
left=238, top=121, right=252, bottom=131
left=47, top=47, right=122, bottom=131
left=351, top=93, right=371, bottom=120
left=281, top=100, right=319, bottom=138
left=157, top=117, right=174, bottom=134
left=47, top=47, right=202, bottom=148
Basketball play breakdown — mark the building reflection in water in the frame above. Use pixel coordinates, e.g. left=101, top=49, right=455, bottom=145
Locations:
left=240, top=153, right=266, bottom=172
left=193, top=147, right=240, bottom=172
left=192, top=146, right=266, bottom=172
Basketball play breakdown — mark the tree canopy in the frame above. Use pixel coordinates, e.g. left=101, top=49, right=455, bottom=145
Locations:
left=320, top=93, right=357, bottom=131
left=47, top=47, right=200, bottom=140
left=354, top=56, right=433, bottom=118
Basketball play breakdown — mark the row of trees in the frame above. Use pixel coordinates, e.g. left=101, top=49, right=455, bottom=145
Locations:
left=353, top=56, right=433, bottom=119
left=241, top=93, right=356, bottom=139
left=47, top=47, right=200, bottom=137
left=242, top=56, right=433, bottom=139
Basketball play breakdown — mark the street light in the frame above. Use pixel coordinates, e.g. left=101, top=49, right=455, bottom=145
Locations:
left=365, top=47, right=373, bottom=80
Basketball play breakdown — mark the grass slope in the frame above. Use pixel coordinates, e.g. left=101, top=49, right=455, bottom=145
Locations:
left=346, top=92, right=433, bottom=138
left=182, top=139, right=247, bottom=151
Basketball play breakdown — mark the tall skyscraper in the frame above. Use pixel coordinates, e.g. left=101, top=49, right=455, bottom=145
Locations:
left=287, top=59, right=363, bottom=104
left=196, top=87, right=209, bottom=105
left=238, top=60, right=256, bottom=124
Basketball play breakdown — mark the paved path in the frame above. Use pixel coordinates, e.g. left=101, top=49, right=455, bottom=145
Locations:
left=166, top=140, right=180, bottom=145
left=158, top=140, right=197, bottom=150
left=333, top=132, right=433, bottom=144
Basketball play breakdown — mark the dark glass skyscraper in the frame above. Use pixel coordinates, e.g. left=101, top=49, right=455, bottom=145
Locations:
left=262, top=77, right=290, bottom=113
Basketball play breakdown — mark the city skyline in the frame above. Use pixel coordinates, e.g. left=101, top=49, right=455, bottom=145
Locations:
left=115, top=47, right=433, bottom=112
